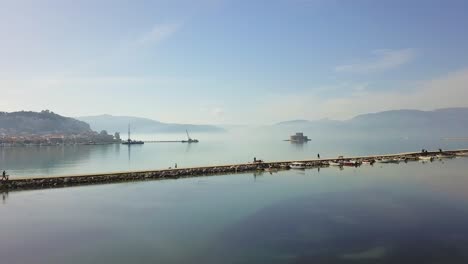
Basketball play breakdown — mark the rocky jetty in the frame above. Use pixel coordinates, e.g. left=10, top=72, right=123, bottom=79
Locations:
left=1, top=149, right=467, bottom=192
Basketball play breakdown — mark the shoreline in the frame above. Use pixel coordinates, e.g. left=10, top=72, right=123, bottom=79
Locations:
left=1, top=149, right=467, bottom=192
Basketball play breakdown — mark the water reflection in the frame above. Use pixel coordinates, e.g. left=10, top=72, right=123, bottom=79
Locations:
left=253, top=171, right=267, bottom=180
left=0, top=145, right=118, bottom=177
left=206, top=190, right=468, bottom=263
left=2, top=159, right=468, bottom=263
left=290, top=141, right=306, bottom=151
left=1, top=190, right=7, bottom=204
left=185, top=142, right=193, bottom=153
left=1, top=133, right=467, bottom=178
left=127, top=145, right=131, bottom=164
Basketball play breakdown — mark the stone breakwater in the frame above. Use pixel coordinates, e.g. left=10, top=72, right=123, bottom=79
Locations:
left=1, top=149, right=467, bottom=192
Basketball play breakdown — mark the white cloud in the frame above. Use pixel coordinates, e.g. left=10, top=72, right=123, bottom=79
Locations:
left=256, top=68, right=468, bottom=122
left=335, top=49, right=416, bottom=74
left=136, top=22, right=182, bottom=46
left=319, top=68, right=468, bottom=119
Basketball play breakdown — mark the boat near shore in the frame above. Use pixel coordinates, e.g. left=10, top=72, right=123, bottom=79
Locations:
left=343, top=160, right=360, bottom=166
left=290, top=162, right=306, bottom=169
left=436, top=153, right=456, bottom=159
left=377, top=158, right=392, bottom=163
left=122, top=124, right=144, bottom=145
left=2, top=149, right=468, bottom=192
left=419, top=156, right=434, bottom=161
left=329, top=161, right=343, bottom=166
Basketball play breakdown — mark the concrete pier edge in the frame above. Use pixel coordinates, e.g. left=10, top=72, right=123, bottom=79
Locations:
left=1, top=149, right=467, bottom=192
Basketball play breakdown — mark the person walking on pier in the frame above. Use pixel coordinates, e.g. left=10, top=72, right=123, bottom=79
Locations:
left=175, top=163, right=178, bottom=169
left=1, top=170, right=8, bottom=181
left=317, top=153, right=320, bottom=159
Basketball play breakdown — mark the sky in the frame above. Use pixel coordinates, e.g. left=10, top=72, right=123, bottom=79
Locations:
left=1, top=0, right=468, bottom=124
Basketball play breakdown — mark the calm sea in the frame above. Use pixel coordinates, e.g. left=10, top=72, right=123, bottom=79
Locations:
left=1, top=157, right=468, bottom=263
left=1, top=129, right=467, bottom=178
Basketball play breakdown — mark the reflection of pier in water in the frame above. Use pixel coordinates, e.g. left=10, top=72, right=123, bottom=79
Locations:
left=1, top=190, right=8, bottom=204
left=0, top=144, right=119, bottom=178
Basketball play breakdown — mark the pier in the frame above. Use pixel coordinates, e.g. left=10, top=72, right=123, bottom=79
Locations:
left=1, top=149, right=467, bottom=192
left=143, top=141, right=191, bottom=143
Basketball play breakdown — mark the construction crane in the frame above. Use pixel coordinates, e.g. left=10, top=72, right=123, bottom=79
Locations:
left=182, top=130, right=199, bottom=143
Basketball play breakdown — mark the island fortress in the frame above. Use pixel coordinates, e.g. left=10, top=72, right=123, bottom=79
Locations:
left=286, top=132, right=311, bottom=143
left=1, top=149, right=467, bottom=192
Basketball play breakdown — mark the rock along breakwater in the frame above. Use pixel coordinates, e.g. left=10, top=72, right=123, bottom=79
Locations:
left=1, top=149, right=467, bottom=192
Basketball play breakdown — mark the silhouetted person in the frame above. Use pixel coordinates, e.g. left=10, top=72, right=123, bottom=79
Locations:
left=1, top=170, right=7, bottom=181
left=439, top=148, right=443, bottom=153
left=317, top=153, right=320, bottom=159
left=175, top=163, right=178, bottom=169
left=254, top=157, right=257, bottom=163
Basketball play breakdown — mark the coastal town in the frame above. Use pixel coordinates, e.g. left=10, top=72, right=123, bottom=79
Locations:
left=0, top=110, right=121, bottom=147
left=0, top=131, right=121, bottom=147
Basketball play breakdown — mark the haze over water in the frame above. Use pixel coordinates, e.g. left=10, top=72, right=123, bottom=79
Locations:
left=2, top=157, right=468, bottom=263
left=1, top=128, right=467, bottom=178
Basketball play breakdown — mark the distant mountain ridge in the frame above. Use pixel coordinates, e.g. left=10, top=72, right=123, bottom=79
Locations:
left=277, top=108, right=468, bottom=124
left=276, top=120, right=310, bottom=126
left=0, top=110, right=92, bottom=135
left=77, top=115, right=225, bottom=134
left=275, top=107, right=468, bottom=138
left=350, top=108, right=468, bottom=127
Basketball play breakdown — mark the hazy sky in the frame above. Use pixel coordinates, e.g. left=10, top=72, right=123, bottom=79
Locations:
left=1, top=0, right=468, bottom=124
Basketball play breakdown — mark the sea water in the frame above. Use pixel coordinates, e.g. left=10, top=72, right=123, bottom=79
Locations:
left=1, top=157, right=468, bottom=263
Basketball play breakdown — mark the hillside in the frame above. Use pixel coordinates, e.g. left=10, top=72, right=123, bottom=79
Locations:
left=275, top=107, right=468, bottom=138
left=77, top=115, right=225, bottom=134
left=0, top=110, right=92, bottom=135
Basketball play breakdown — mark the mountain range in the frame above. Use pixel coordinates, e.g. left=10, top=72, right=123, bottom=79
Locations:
left=1, top=108, right=467, bottom=138
left=275, top=107, right=468, bottom=139
left=77, top=115, right=225, bottom=134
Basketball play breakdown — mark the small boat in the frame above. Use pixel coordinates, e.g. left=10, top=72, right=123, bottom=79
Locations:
left=455, top=152, right=468, bottom=156
left=419, top=156, right=434, bottom=161
left=362, top=159, right=374, bottom=165
left=343, top=160, right=359, bottom=166
left=280, top=164, right=290, bottom=169
left=122, top=124, right=145, bottom=145
left=436, top=153, right=456, bottom=159
left=329, top=161, right=343, bottom=166
left=396, top=157, right=407, bottom=162
left=290, top=162, right=306, bottom=169
left=377, top=158, right=392, bottom=163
